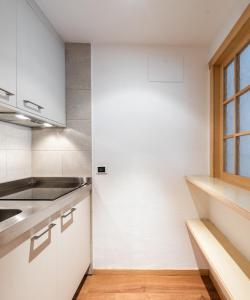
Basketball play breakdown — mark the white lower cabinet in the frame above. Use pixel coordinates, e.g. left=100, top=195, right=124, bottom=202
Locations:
left=0, top=195, right=91, bottom=300
left=0, top=219, right=59, bottom=300
left=57, top=196, right=91, bottom=300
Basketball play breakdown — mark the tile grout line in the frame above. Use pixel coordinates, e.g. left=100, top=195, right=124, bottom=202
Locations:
left=60, top=151, right=63, bottom=176
left=66, top=88, right=91, bottom=91
left=31, top=150, right=91, bottom=152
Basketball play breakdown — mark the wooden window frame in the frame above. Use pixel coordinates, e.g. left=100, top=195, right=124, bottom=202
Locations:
left=210, top=4, right=250, bottom=189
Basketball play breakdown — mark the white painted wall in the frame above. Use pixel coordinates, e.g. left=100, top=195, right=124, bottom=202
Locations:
left=208, top=0, right=249, bottom=59
left=92, top=45, right=209, bottom=269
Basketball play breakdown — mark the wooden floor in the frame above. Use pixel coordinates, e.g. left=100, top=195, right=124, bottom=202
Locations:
left=76, top=274, right=221, bottom=300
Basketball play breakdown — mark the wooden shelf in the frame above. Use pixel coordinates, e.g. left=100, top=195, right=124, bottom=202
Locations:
left=186, top=219, right=250, bottom=300
left=186, top=176, right=250, bottom=221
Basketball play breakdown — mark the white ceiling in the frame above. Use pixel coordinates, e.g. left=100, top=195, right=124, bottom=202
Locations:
left=35, top=0, right=249, bottom=45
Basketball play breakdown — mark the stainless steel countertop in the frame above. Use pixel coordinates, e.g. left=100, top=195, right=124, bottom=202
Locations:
left=0, top=183, right=91, bottom=255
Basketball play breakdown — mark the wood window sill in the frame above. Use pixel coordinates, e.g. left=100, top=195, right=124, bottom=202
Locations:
left=185, top=176, right=250, bottom=221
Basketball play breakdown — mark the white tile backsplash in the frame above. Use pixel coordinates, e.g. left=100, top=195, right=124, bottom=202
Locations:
left=32, top=151, right=62, bottom=177
left=32, top=128, right=61, bottom=151
left=0, top=128, right=5, bottom=150
left=0, top=122, right=32, bottom=182
left=0, top=150, right=6, bottom=181
left=4, top=123, right=32, bottom=150
left=6, top=150, right=31, bottom=180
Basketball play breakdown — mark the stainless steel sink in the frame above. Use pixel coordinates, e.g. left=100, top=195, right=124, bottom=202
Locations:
left=0, top=209, right=22, bottom=222
left=0, top=177, right=90, bottom=201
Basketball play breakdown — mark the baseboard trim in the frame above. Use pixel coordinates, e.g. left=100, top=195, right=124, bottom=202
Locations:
left=92, top=269, right=209, bottom=276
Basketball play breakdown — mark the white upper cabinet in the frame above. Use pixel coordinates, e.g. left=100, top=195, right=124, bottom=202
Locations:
left=0, top=0, right=17, bottom=107
left=17, top=0, right=66, bottom=125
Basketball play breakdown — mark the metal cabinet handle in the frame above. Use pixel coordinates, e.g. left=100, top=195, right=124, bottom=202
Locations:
left=31, top=223, right=56, bottom=241
left=0, top=87, right=15, bottom=96
left=23, top=100, right=44, bottom=111
left=61, top=208, right=76, bottom=219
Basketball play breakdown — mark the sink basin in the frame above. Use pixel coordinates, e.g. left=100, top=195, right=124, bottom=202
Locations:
left=0, top=209, right=22, bottom=222
left=0, top=177, right=88, bottom=201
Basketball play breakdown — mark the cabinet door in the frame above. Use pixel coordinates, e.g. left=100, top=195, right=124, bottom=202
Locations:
left=57, top=196, right=91, bottom=300
left=17, top=0, right=66, bottom=125
left=0, top=220, right=59, bottom=300
left=0, top=0, right=17, bottom=107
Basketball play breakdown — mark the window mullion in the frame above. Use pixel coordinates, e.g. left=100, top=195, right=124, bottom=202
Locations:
left=234, top=54, right=239, bottom=175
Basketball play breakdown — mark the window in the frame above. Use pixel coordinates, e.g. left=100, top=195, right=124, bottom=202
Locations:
left=223, top=43, right=250, bottom=176
left=210, top=5, right=250, bottom=189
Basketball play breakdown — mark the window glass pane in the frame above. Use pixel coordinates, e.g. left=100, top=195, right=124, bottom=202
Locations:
left=239, top=44, right=250, bottom=90
left=224, top=138, right=234, bottom=174
left=238, top=135, right=250, bottom=178
left=224, top=61, right=235, bottom=99
left=239, top=91, right=250, bottom=132
left=224, top=101, right=234, bottom=135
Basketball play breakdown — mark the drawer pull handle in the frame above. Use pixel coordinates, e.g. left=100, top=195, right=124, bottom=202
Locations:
left=62, top=208, right=76, bottom=219
left=23, top=100, right=44, bottom=112
left=32, top=223, right=56, bottom=241
left=0, top=87, right=15, bottom=96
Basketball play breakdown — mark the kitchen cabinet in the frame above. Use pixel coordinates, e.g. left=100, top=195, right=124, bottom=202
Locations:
left=57, top=196, right=91, bottom=300
left=17, top=0, right=66, bottom=125
left=0, top=195, right=90, bottom=300
left=0, top=220, right=59, bottom=300
left=0, top=0, right=17, bottom=107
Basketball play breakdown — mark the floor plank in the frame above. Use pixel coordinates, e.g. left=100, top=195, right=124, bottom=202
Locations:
left=77, top=274, right=221, bottom=300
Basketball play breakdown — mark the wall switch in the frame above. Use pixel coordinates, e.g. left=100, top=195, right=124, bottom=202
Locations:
left=97, top=166, right=106, bottom=174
